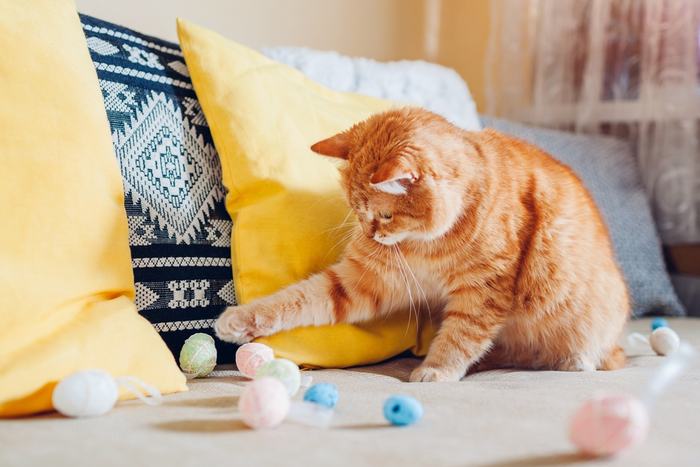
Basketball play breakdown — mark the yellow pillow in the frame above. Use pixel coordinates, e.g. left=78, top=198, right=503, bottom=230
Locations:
left=0, top=0, right=186, bottom=417
left=177, top=19, right=434, bottom=368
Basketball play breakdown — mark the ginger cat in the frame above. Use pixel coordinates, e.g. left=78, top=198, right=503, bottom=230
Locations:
left=216, top=107, right=630, bottom=382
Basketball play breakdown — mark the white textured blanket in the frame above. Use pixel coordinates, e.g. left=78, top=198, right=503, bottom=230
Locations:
left=264, top=47, right=482, bottom=131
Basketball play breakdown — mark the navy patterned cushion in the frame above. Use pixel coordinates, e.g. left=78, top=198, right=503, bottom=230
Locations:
left=80, top=14, right=237, bottom=360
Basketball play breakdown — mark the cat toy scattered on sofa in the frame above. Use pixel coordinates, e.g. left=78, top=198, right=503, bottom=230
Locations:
left=234, top=342, right=422, bottom=429
left=570, top=326, right=694, bottom=457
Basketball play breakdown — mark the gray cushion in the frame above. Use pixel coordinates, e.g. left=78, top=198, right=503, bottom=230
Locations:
left=482, top=117, right=684, bottom=317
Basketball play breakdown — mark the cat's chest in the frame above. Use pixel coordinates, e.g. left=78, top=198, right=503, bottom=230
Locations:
left=386, top=254, right=450, bottom=301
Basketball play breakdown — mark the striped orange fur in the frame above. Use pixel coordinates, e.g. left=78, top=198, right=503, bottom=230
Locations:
left=216, top=107, right=630, bottom=382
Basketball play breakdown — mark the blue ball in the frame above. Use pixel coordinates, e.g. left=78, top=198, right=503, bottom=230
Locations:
left=651, top=317, right=668, bottom=331
left=383, top=395, right=423, bottom=426
left=303, top=383, right=339, bottom=409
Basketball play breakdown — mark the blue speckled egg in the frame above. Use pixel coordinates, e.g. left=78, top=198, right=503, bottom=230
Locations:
left=383, top=395, right=423, bottom=426
left=303, top=383, right=339, bottom=409
left=651, top=317, right=668, bottom=331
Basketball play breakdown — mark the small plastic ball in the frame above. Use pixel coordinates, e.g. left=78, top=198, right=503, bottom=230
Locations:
left=236, top=343, right=274, bottom=378
left=650, top=317, right=668, bottom=331
left=383, top=395, right=423, bottom=426
left=650, top=327, right=680, bottom=356
left=179, top=333, right=217, bottom=378
left=255, top=358, right=301, bottom=396
left=570, top=394, right=649, bottom=457
left=238, top=377, right=290, bottom=429
left=52, top=369, right=119, bottom=418
left=303, top=383, right=339, bottom=409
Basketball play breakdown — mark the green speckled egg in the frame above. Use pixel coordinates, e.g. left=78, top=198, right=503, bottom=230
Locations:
left=179, top=333, right=217, bottom=378
left=255, top=358, right=301, bottom=396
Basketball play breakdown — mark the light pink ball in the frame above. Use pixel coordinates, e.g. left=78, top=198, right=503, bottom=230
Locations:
left=570, top=394, right=650, bottom=457
left=238, top=377, right=290, bottom=429
left=236, top=343, right=274, bottom=378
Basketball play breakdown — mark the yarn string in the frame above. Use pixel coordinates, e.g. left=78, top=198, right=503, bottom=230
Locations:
left=300, top=374, right=313, bottom=388
left=286, top=401, right=334, bottom=428
left=627, top=332, right=649, bottom=348
left=115, top=376, right=163, bottom=406
left=639, top=342, right=695, bottom=409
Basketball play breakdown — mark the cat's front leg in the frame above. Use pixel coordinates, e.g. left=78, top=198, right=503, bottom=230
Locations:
left=409, top=291, right=507, bottom=382
left=215, top=258, right=383, bottom=344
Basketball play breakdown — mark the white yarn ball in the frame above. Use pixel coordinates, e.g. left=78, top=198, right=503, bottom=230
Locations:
left=650, top=327, right=680, bottom=356
left=52, top=369, right=119, bottom=418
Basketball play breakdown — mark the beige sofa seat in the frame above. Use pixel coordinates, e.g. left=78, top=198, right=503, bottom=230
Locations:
left=2, top=318, right=699, bottom=467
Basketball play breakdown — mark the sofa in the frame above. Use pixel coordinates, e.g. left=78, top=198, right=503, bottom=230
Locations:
left=1, top=5, right=698, bottom=467
left=3, top=318, right=700, bottom=467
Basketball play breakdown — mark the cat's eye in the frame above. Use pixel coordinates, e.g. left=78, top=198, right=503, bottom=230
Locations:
left=379, top=211, right=393, bottom=220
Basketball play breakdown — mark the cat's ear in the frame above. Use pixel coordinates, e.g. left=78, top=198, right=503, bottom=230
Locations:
left=310, top=132, right=350, bottom=160
left=370, top=157, right=418, bottom=195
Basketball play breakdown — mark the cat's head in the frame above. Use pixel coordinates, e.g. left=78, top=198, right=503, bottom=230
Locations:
left=311, top=107, right=469, bottom=246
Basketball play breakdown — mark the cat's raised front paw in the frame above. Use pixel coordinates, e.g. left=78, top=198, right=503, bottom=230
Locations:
left=214, top=303, right=279, bottom=344
left=409, top=364, right=463, bottom=383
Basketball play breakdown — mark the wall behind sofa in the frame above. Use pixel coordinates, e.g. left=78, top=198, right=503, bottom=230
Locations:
left=77, top=0, right=426, bottom=61
left=76, top=0, right=490, bottom=110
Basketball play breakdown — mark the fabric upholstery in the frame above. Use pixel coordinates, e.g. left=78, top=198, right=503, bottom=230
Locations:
left=2, top=318, right=698, bottom=466
left=0, top=0, right=185, bottom=417
left=79, top=14, right=237, bottom=360
left=263, top=47, right=481, bottom=131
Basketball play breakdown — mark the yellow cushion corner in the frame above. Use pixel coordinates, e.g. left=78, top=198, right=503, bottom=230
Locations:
left=0, top=0, right=186, bottom=417
left=177, top=19, right=434, bottom=368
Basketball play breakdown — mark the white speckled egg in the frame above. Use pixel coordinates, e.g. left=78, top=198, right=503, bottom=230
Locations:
left=52, top=369, right=118, bottom=417
left=650, top=327, right=680, bottom=356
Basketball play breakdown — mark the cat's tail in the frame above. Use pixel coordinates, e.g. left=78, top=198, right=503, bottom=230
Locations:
left=599, top=345, right=626, bottom=370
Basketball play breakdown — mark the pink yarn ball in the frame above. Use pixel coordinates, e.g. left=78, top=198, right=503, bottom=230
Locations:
left=236, top=343, right=274, bottom=378
left=238, top=377, right=290, bottom=429
left=570, top=394, right=650, bottom=457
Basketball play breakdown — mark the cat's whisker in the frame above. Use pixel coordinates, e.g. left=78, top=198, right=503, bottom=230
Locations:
left=321, top=224, right=357, bottom=234
left=393, top=245, right=416, bottom=336
left=378, top=245, right=392, bottom=320
left=323, top=227, right=361, bottom=261
left=319, top=210, right=357, bottom=236
left=395, top=246, right=432, bottom=325
left=355, top=243, right=384, bottom=287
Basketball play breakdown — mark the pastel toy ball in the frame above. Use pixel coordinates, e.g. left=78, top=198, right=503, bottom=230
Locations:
left=570, top=394, right=649, bottom=457
left=255, top=358, right=301, bottom=396
left=650, top=317, right=668, bottom=331
left=179, top=333, right=217, bottom=378
left=238, top=377, right=290, bottom=429
left=650, top=327, right=680, bottom=356
left=383, top=395, right=423, bottom=426
left=236, top=343, right=274, bottom=378
left=52, top=369, right=119, bottom=418
left=303, top=383, right=339, bottom=409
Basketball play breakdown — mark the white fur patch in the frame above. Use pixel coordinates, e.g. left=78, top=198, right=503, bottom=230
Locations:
left=373, top=232, right=408, bottom=245
left=371, top=180, right=407, bottom=195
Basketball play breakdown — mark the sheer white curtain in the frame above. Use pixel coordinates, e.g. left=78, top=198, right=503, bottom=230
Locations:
left=486, top=0, right=700, bottom=245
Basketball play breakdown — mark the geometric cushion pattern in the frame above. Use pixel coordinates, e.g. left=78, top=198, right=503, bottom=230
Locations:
left=80, top=14, right=237, bottom=360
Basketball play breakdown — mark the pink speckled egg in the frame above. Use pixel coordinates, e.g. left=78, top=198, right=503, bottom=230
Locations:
left=238, top=377, right=290, bottom=429
left=570, top=394, right=649, bottom=457
left=236, top=343, right=274, bottom=378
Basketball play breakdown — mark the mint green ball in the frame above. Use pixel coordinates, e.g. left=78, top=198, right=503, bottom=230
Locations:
left=255, top=358, right=301, bottom=396
left=179, top=333, right=217, bottom=378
